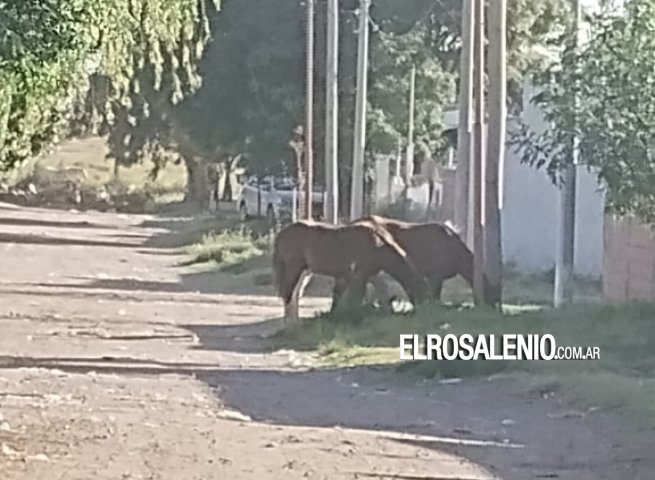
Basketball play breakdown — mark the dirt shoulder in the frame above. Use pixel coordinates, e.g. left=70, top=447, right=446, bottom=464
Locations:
left=0, top=203, right=652, bottom=479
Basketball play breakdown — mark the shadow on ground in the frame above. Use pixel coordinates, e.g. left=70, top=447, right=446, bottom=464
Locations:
left=0, top=217, right=116, bottom=230
left=1, top=201, right=646, bottom=480
left=0, top=350, right=650, bottom=480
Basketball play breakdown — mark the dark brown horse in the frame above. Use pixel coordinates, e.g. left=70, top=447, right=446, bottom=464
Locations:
left=272, top=219, right=429, bottom=322
left=351, top=216, right=499, bottom=306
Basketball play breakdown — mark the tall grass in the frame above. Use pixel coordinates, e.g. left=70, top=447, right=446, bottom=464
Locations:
left=183, top=228, right=272, bottom=272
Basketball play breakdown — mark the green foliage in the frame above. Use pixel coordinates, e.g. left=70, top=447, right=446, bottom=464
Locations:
left=367, top=26, right=456, bottom=156
left=174, top=0, right=305, bottom=175
left=372, top=0, right=571, bottom=108
left=0, top=0, right=220, bottom=171
left=506, top=0, right=572, bottom=101
left=183, top=228, right=271, bottom=271
left=103, top=0, right=571, bottom=184
left=514, top=0, right=655, bottom=224
left=0, top=1, right=91, bottom=169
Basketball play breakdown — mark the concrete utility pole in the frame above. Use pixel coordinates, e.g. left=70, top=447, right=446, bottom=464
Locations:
left=304, top=0, right=315, bottom=220
left=350, top=0, right=370, bottom=221
left=472, top=0, right=486, bottom=306
left=324, top=0, right=339, bottom=224
left=395, top=137, right=402, bottom=177
left=454, top=0, right=474, bottom=243
left=485, top=0, right=507, bottom=307
left=554, top=0, right=581, bottom=307
left=405, top=65, right=416, bottom=187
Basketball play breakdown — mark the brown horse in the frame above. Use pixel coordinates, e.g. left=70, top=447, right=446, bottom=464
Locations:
left=272, top=219, right=429, bottom=322
left=351, top=216, right=499, bottom=306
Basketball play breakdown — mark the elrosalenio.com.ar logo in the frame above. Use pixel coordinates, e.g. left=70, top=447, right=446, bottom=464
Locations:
left=400, top=334, right=600, bottom=361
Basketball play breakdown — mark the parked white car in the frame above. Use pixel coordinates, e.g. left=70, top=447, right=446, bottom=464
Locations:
left=237, top=175, right=324, bottom=224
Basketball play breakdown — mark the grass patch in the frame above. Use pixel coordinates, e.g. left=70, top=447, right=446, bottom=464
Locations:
left=184, top=228, right=272, bottom=272
left=273, top=300, right=655, bottom=429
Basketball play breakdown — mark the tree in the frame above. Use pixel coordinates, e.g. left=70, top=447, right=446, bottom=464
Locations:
left=513, top=0, right=655, bottom=224
left=102, top=0, right=304, bottom=204
left=367, top=25, right=456, bottom=159
left=87, top=0, right=571, bottom=211
left=0, top=0, right=220, bottom=177
left=370, top=0, right=572, bottom=109
left=0, top=1, right=91, bottom=170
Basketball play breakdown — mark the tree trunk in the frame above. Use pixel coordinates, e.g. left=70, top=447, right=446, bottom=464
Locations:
left=184, top=156, right=210, bottom=209
left=222, top=157, right=234, bottom=202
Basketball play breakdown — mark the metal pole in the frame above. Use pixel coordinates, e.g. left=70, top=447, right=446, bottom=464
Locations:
left=554, top=0, right=581, bottom=307
left=305, top=0, right=315, bottom=220
left=324, top=0, right=339, bottom=224
left=350, top=0, right=370, bottom=221
left=472, top=0, right=485, bottom=306
left=405, top=65, right=416, bottom=185
left=484, top=0, right=506, bottom=307
left=454, top=0, right=474, bottom=242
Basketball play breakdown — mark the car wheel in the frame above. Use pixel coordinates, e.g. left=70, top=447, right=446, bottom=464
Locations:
left=239, top=202, right=249, bottom=222
left=266, top=205, right=276, bottom=226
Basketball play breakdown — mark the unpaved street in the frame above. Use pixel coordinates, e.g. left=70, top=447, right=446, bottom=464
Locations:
left=0, top=204, right=652, bottom=479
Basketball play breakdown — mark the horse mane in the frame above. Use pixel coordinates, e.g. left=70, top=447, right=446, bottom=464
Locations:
left=443, top=220, right=462, bottom=236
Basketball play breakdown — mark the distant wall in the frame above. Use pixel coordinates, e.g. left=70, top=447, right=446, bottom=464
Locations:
left=603, top=215, right=655, bottom=302
left=500, top=80, right=605, bottom=276
left=501, top=149, right=605, bottom=276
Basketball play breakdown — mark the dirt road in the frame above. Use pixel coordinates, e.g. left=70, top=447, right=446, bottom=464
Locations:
left=0, top=204, right=651, bottom=479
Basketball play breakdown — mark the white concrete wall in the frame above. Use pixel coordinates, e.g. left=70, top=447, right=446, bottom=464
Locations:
left=500, top=82, right=605, bottom=276
left=501, top=147, right=605, bottom=276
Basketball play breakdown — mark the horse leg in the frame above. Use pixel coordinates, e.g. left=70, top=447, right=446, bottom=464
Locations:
left=331, top=276, right=348, bottom=312
left=369, top=273, right=393, bottom=311
left=380, top=254, right=428, bottom=307
left=279, top=260, right=305, bottom=323
left=286, top=271, right=311, bottom=323
left=332, top=276, right=357, bottom=311
left=337, top=269, right=371, bottom=310
left=430, top=277, right=444, bottom=303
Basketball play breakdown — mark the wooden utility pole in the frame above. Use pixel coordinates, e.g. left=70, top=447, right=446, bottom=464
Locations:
left=304, top=0, right=315, bottom=220
left=454, top=0, right=474, bottom=243
left=472, top=0, right=485, bottom=306
left=485, top=0, right=506, bottom=307
left=324, top=0, right=339, bottom=224
left=350, top=0, right=370, bottom=221
left=554, top=0, right=581, bottom=307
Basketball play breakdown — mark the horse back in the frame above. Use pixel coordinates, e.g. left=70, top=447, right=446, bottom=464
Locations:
left=357, top=216, right=472, bottom=278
